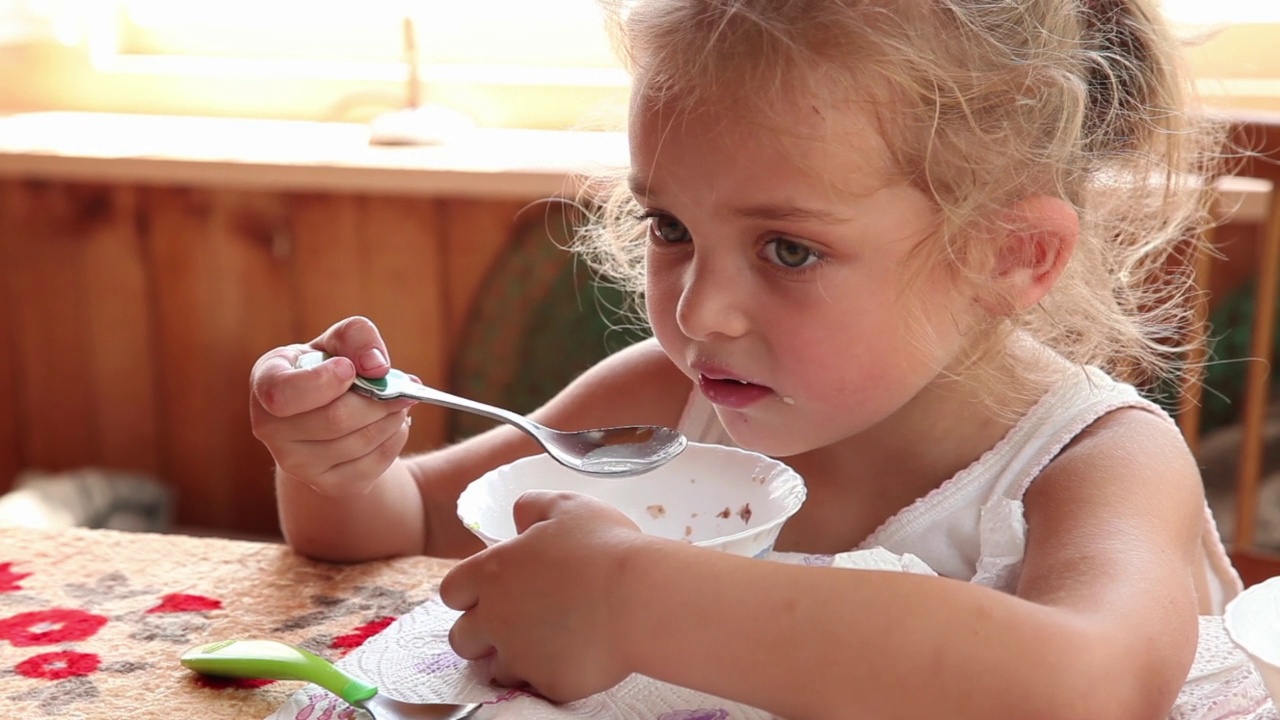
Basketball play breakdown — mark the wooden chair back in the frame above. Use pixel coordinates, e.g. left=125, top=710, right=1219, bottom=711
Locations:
left=1178, top=111, right=1280, bottom=586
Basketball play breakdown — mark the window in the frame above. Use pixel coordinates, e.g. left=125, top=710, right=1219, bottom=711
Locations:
left=0, top=0, right=630, bottom=129
left=0, top=0, right=61, bottom=45
left=0, top=0, right=1276, bottom=126
left=1161, top=0, right=1280, bottom=110
left=115, top=0, right=620, bottom=69
left=1161, top=0, right=1280, bottom=26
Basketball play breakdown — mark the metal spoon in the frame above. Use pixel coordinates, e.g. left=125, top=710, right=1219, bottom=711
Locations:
left=181, top=639, right=482, bottom=720
left=297, top=352, right=687, bottom=477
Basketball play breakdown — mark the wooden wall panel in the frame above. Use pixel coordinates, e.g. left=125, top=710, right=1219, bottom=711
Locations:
left=364, top=196, right=452, bottom=451
left=146, top=187, right=292, bottom=536
left=0, top=181, right=155, bottom=478
left=287, top=194, right=362, bottom=340
left=439, top=199, right=529, bottom=351
left=3, top=181, right=99, bottom=472
left=0, top=183, right=544, bottom=537
left=82, top=186, right=161, bottom=476
left=290, top=194, right=450, bottom=452
left=0, top=181, right=23, bottom=490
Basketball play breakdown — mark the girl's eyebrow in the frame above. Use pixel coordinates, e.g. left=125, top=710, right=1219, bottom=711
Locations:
left=629, top=175, right=853, bottom=225
left=730, top=203, right=854, bottom=225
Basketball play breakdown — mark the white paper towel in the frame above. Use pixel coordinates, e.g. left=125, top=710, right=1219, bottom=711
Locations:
left=267, top=547, right=1278, bottom=719
left=267, top=548, right=935, bottom=719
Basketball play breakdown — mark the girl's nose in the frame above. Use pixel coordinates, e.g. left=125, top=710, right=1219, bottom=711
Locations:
left=675, top=256, right=751, bottom=341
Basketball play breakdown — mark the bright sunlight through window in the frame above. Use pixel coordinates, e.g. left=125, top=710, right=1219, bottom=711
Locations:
left=1, top=0, right=1277, bottom=127
left=115, top=0, right=620, bottom=70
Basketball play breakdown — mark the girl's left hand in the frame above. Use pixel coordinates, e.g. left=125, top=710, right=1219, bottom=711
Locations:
left=439, top=490, right=648, bottom=703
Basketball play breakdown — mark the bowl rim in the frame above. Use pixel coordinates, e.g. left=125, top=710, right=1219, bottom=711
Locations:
left=455, top=442, right=807, bottom=548
left=1224, top=575, right=1280, bottom=667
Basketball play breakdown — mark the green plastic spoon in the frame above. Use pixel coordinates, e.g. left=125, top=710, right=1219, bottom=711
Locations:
left=181, top=639, right=482, bottom=720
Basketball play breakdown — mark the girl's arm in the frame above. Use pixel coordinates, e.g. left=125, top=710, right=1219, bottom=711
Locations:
left=614, top=408, right=1203, bottom=720
left=278, top=337, right=692, bottom=562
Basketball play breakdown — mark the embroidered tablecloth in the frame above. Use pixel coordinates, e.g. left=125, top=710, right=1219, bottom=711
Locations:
left=4, top=526, right=1277, bottom=719
left=0, top=526, right=455, bottom=719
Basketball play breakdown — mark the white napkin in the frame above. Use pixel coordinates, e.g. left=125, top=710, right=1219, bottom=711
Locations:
left=268, top=548, right=935, bottom=720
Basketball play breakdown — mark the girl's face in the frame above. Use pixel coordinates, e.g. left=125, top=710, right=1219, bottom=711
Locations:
left=631, top=97, right=985, bottom=457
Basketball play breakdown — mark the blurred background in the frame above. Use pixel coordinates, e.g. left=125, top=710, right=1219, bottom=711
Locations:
left=0, top=1, right=1276, bottom=551
left=0, top=0, right=629, bottom=129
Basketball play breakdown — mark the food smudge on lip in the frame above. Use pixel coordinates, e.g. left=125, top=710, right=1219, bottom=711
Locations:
left=647, top=504, right=666, bottom=519
left=737, top=503, right=752, bottom=524
left=716, top=507, right=731, bottom=519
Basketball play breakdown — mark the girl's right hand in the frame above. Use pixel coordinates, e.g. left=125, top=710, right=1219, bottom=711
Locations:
left=249, top=316, right=417, bottom=497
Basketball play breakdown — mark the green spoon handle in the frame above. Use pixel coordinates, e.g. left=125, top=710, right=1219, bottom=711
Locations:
left=181, top=639, right=378, bottom=706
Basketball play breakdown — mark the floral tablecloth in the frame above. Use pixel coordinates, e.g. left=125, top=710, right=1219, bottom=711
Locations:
left=0, top=526, right=456, bottom=719
left=5, top=526, right=1278, bottom=720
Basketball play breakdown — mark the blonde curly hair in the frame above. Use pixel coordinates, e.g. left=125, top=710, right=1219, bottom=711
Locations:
left=574, top=0, right=1221, bottom=396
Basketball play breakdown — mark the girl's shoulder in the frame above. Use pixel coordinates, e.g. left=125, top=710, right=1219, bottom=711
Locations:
left=1023, top=367, right=1205, bottom=550
left=591, top=336, right=690, bottom=395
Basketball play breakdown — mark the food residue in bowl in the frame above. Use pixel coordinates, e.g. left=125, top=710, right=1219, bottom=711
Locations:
left=684, top=525, right=693, bottom=537
left=711, top=505, right=753, bottom=523
left=646, top=504, right=666, bottom=519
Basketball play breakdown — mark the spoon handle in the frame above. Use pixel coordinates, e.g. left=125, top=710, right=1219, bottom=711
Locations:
left=364, top=368, right=529, bottom=426
left=297, top=352, right=531, bottom=434
left=181, top=639, right=377, bottom=705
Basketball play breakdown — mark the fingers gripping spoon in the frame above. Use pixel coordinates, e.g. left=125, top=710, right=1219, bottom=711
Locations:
left=297, top=351, right=687, bottom=477
left=181, top=639, right=482, bottom=720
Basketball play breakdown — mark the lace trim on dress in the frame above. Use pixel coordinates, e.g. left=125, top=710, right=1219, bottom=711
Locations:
left=855, top=367, right=1101, bottom=550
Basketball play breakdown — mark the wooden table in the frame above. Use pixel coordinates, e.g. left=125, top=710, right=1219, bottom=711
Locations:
left=0, top=526, right=456, bottom=719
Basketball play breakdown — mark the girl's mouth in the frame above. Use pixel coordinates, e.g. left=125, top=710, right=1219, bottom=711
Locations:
left=697, top=373, right=775, bottom=410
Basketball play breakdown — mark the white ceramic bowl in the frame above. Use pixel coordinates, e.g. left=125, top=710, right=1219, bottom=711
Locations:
left=1224, top=576, right=1280, bottom=703
left=457, top=442, right=806, bottom=558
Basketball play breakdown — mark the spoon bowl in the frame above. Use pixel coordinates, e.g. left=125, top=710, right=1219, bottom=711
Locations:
left=297, top=352, right=687, bottom=477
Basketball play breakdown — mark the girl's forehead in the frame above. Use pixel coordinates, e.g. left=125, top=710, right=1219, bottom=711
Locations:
left=628, top=92, right=903, bottom=197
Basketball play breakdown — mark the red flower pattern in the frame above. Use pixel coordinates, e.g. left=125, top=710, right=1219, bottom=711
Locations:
left=330, top=616, right=396, bottom=655
left=147, top=593, right=223, bottom=613
left=16, top=650, right=100, bottom=680
left=0, top=562, right=30, bottom=592
left=0, top=609, right=108, bottom=646
left=0, top=560, right=419, bottom=717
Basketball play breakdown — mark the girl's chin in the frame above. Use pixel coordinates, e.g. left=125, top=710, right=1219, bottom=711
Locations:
left=716, top=417, right=821, bottom=459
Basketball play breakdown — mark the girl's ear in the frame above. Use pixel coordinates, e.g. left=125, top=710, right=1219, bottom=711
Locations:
left=989, top=195, right=1078, bottom=314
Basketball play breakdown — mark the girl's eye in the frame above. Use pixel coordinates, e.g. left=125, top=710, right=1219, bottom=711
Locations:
left=764, top=238, right=820, bottom=269
left=641, top=211, right=691, bottom=244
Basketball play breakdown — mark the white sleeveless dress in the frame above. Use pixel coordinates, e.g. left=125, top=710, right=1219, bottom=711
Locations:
left=677, top=364, right=1274, bottom=718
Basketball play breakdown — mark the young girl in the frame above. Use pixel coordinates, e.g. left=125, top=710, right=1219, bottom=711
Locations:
left=250, top=0, right=1248, bottom=717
